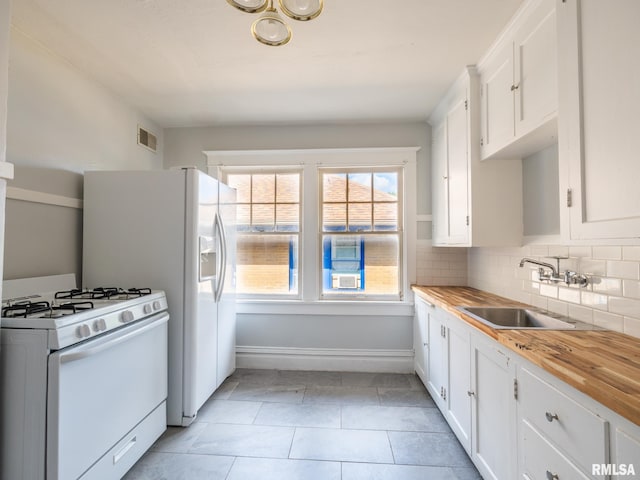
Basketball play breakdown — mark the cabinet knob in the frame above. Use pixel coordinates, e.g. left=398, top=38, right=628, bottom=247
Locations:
left=546, top=471, right=559, bottom=480
left=510, top=84, right=520, bottom=91
left=467, top=390, right=475, bottom=397
left=545, top=412, right=559, bottom=422
left=443, top=175, right=448, bottom=180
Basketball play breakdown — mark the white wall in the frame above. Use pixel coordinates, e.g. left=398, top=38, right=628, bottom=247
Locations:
left=165, top=123, right=439, bottom=371
left=3, top=28, right=165, bottom=282
left=0, top=0, right=12, bottom=299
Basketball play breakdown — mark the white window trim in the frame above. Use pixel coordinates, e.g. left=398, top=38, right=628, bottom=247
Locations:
left=205, top=147, right=419, bottom=309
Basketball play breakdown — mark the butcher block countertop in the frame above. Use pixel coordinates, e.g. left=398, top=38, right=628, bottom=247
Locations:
left=412, top=285, right=640, bottom=427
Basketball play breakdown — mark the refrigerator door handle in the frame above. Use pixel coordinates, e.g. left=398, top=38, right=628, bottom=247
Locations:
left=214, top=211, right=227, bottom=303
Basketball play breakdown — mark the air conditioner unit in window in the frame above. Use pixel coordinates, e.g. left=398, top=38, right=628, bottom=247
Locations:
left=332, top=273, right=361, bottom=289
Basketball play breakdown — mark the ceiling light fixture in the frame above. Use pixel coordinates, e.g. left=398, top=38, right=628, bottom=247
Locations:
left=227, top=0, right=323, bottom=46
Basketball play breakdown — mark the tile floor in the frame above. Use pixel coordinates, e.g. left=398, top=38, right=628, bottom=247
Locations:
left=124, top=369, right=482, bottom=480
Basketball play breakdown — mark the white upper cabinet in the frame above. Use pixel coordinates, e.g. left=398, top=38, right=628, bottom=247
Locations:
left=557, top=0, right=640, bottom=241
left=429, top=67, right=523, bottom=247
left=479, top=0, right=558, bottom=160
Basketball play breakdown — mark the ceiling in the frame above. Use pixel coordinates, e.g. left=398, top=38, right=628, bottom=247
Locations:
left=10, top=0, right=525, bottom=128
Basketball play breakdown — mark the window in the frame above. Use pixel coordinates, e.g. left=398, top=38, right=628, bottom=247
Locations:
left=320, top=168, right=402, bottom=299
left=225, top=171, right=301, bottom=297
left=209, top=147, right=417, bottom=306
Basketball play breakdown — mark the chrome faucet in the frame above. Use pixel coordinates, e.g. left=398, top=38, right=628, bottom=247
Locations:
left=519, top=258, right=559, bottom=278
left=519, top=257, right=588, bottom=287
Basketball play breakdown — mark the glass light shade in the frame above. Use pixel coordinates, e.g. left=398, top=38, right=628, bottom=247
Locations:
left=226, top=0, right=268, bottom=14
left=278, top=0, right=323, bottom=21
left=251, top=10, right=292, bottom=46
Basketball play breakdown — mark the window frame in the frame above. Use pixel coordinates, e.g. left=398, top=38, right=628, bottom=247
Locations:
left=318, top=166, right=404, bottom=301
left=221, top=166, right=303, bottom=300
left=205, top=147, right=418, bottom=311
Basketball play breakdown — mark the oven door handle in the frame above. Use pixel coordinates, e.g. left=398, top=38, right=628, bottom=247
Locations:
left=58, top=313, right=169, bottom=364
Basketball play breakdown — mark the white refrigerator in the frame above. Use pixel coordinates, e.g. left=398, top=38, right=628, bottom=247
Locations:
left=83, top=167, right=236, bottom=426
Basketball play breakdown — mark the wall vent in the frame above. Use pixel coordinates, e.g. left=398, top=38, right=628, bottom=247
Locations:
left=137, top=126, right=157, bottom=153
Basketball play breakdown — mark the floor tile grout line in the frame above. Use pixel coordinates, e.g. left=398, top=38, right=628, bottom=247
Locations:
left=385, top=430, right=397, bottom=465
left=223, top=456, right=238, bottom=480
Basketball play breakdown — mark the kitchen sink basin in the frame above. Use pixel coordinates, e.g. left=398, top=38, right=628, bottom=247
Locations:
left=456, top=306, right=577, bottom=330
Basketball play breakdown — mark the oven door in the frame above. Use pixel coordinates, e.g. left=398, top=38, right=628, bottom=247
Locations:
left=46, top=312, right=168, bottom=480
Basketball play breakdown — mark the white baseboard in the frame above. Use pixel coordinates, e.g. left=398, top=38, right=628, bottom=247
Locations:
left=236, top=346, right=415, bottom=373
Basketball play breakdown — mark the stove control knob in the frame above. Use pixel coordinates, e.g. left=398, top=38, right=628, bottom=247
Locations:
left=153, top=301, right=161, bottom=311
left=120, top=310, right=135, bottom=323
left=93, top=318, right=107, bottom=332
left=143, top=304, right=152, bottom=314
left=76, top=324, right=91, bottom=339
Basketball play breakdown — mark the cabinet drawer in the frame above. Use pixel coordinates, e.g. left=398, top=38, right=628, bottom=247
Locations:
left=519, top=367, right=608, bottom=473
left=521, top=420, right=590, bottom=480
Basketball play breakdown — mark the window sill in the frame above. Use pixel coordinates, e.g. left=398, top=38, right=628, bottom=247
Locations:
left=236, top=299, right=414, bottom=317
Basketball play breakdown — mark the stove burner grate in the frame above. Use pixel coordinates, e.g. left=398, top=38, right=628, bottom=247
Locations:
left=2, top=300, right=51, bottom=318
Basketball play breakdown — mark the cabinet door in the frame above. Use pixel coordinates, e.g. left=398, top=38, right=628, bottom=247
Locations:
left=471, top=335, right=516, bottom=480
left=427, top=313, right=447, bottom=411
left=431, top=121, right=449, bottom=245
left=558, top=0, right=640, bottom=239
left=514, top=0, right=557, bottom=136
left=446, top=317, right=472, bottom=453
left=480, top=40, right=514, bottom=159
left=446, top=95, right=470, bottom=244
left=413, top=298, right=429, bottom=382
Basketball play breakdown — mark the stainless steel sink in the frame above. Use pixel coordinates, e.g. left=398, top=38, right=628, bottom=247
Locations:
left=456, top=306, right=577, bottom=330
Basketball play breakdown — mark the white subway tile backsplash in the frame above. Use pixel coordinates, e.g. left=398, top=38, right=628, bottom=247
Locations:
left=623, top=246, right=640, bottom=261
left=567, top=304, right=594, bottom=324
left=592, top=277, right=623, bottom=296
left=580, top=291, right=609, bottom=310
left=547, top=299, right=569, bottom=316
left=608, top=296, right=640, bottom=319
left=624, top=317, right=640, bottom=337
left=593, top=310, right=624, bottom=333
left=592, top=246, right=622, bottom=260
left=578, top=259, right=607, bottom=276
left=558, top=287, right=581, bottom=304
left=539, top=284, right=558, bottom=298
left=530, top=245, right=549, bottom=257
left=606, top=260, right=640, bottom=280
left=548, top=245, right=569, bottom=257
left=569, top=246, right=592, bottom=258
left=623, top=280, right=640, bottom=299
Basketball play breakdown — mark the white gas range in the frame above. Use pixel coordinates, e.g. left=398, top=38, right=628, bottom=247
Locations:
left=0, top=275, right=169, bottom=480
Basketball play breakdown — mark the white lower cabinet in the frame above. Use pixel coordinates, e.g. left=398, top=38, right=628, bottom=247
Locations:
left=446, top=317, right=472, bottom=453
left=470, top=334, right=517, bottom=480
left=413, top=297, right=430, bottom=383
left=414, top=298, right=640, bottom=480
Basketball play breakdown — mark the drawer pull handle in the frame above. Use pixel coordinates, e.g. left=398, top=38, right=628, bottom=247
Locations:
left=546, top=471, right=559, bottom=480
left=545, top=412, right=559, bottom=422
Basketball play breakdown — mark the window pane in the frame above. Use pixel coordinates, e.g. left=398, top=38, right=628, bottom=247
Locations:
left=252, top=174, right=275, bottom=203
left=252, top=204, right=274, bottom=231
left=373, top=172, right=398, bottom=201
left=323, top=173, right=346, bottom=202
left=236, top=204, right=251, bottom=231
left=321, top=234, right=399, bottom=296
left=323, top=203, right=346, bottom=232
left=276, top=173, right=300, bottom=203
left=374, top=203, right=398, bottom=231
left=236, top=234, right=298, bottom=295
left=276, top=203, right=300, bottom=232
left=348, top=203, right=372, bottom=232
left=227, top=174, right=251, bottom=203
left=348, top=173, right=372, bottom=202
